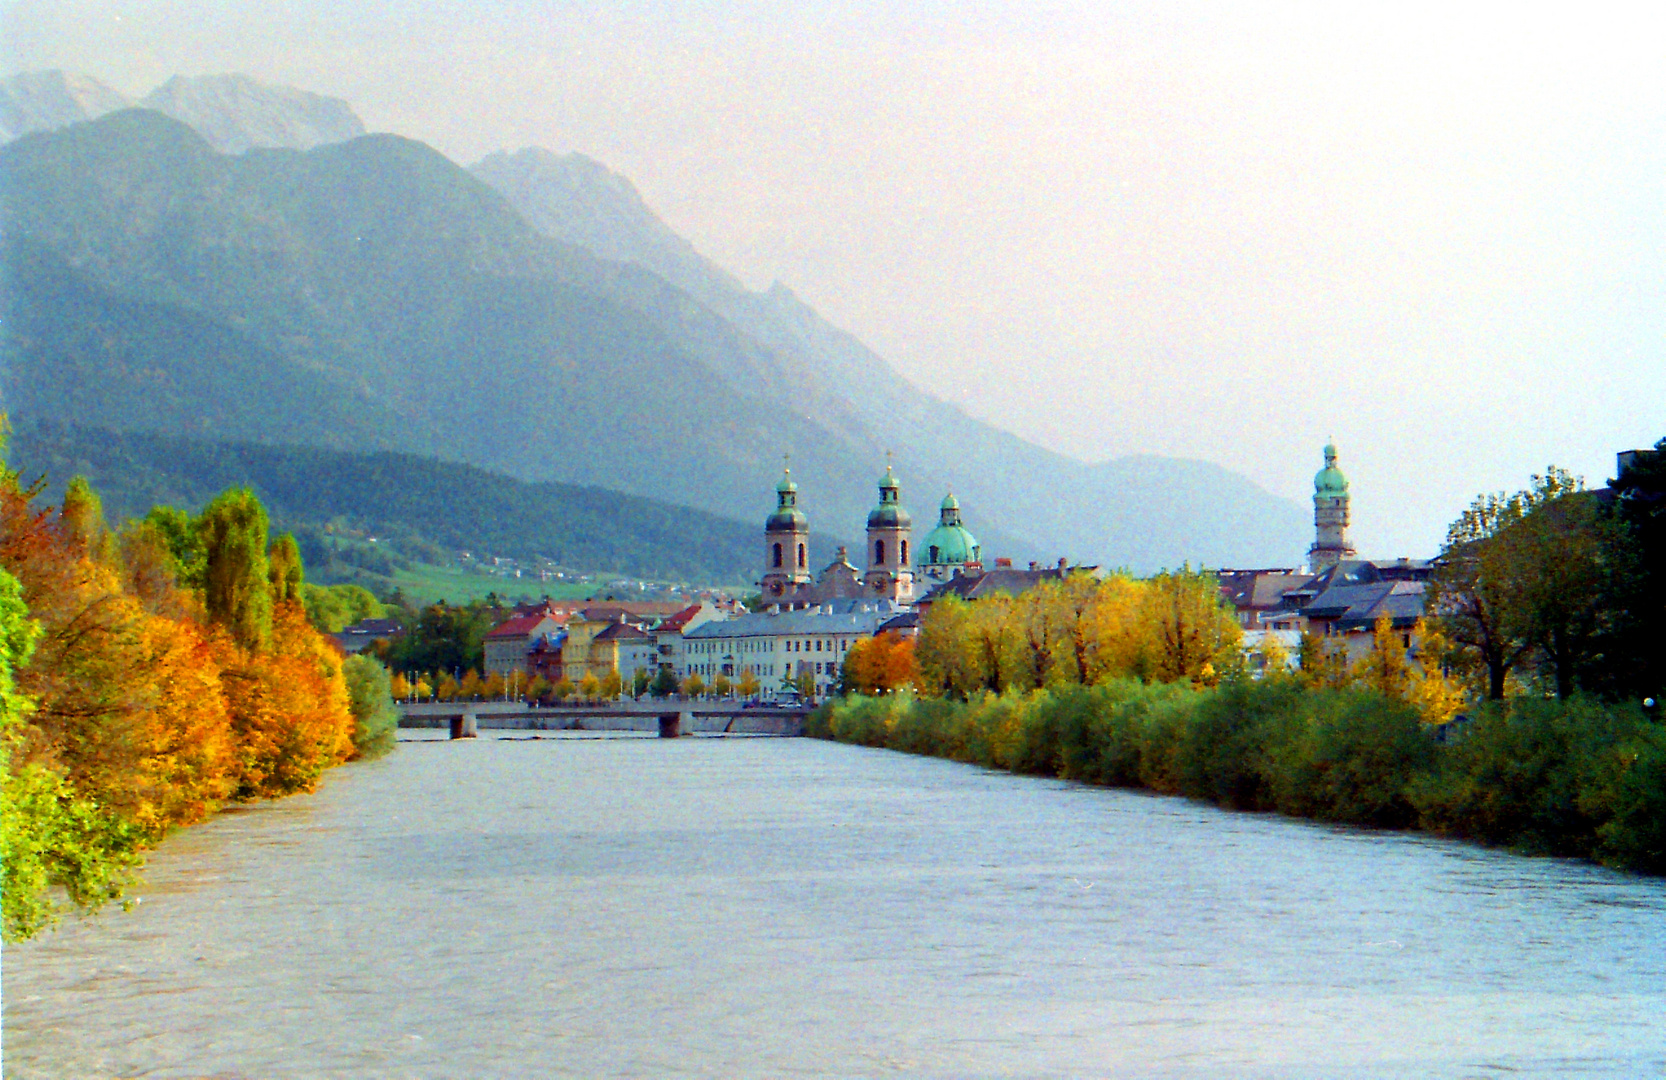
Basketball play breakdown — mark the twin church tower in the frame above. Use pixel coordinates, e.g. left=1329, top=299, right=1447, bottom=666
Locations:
left=761, top=462, right=981, bottom=606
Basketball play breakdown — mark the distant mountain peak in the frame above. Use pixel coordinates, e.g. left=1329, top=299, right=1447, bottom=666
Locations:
left=0, top=70, right=130, bottom=142
left=138, top=73, right=365, bottom=154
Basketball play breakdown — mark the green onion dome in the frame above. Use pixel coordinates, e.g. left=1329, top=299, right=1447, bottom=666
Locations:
left=767, top=467, right=807, bottom=531
left=1314, top=442, right=1349, bottom=497
left=866, top=464, right=912, bottom=529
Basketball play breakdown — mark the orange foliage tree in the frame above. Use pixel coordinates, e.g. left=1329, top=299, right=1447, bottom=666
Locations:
left=840, top=633, right=920, bottom=695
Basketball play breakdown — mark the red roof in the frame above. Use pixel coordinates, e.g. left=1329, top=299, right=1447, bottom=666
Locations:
left=486, top=613, right=557, bottom=639
left=655, top=604, right=706, bottom=633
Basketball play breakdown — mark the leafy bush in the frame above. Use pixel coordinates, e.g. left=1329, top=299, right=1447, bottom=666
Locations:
left=343, top=654, right=398, bottom=761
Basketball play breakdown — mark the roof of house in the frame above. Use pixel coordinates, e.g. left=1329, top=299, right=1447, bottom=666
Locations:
left=1334, top=580, right=1427, bottom=632
left=339, top=618, right=404, bottom=637
left=877, top=611, right=921, bottom=635
left=593, top=621, right=654, bottom=643
left=1218, top=570, right=1314, bottom=610
left=685, top=599, right=904, bottom=640
left=655, top=604, right=708, bottom=634
left=919, top=565, right=1078, bottom=604
left=486, top=613, right=559, bottom=639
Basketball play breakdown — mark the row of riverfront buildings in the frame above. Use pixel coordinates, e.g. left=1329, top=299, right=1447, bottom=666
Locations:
left=346, top=441, right=1537, bottom=693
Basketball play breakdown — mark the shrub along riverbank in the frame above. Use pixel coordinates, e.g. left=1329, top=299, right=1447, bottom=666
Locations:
left=808, top=679, right=1666, bottom=875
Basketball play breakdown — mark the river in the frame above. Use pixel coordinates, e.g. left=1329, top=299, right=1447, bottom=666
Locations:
left=6, top=732, right=1664, bottom=1078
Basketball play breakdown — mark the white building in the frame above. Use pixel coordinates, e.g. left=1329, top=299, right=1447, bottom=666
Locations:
left=680, top=598, right=906, bottom=696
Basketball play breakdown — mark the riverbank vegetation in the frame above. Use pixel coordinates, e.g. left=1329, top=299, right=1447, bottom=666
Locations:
left=809, top=681, right=1665, bottom=875
left=813, top=452, right=1666, bottom=877
left=0, top=448, right=397, bottom=940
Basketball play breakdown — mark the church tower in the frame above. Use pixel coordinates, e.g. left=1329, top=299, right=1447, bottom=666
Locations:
left=1309, top=441, right=1356, bottom=571
left=864, top=462, right=915, bottom=602
left=762, top=465, right=812, bottom=601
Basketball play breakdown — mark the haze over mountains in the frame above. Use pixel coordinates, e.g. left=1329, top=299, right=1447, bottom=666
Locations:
left=0, top=70, right=1308, bottom=575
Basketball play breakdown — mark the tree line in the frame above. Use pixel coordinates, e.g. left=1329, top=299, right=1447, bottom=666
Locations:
left=0, top=444, right=398, bottom=941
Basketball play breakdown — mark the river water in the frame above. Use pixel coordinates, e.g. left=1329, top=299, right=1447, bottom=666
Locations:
left=6, top=733, right=1664, bottom=1079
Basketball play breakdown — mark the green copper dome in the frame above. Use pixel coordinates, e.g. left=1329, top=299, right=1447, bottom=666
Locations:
left=1314, top=442, right=1349, bottom=497
left=920, top=491, right=979, bottom=566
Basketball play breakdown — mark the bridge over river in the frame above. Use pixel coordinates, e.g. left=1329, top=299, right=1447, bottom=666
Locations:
left=396, top=699, right=809, bottom=738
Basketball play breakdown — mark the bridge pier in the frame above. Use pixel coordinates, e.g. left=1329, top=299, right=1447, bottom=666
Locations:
left=657, top=713, right=681, bottom=738
left=450, top=711, right=479, bottom=740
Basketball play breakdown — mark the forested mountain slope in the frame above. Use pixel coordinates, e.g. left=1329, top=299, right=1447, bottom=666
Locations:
left=6, top=423, right=799, bottom=584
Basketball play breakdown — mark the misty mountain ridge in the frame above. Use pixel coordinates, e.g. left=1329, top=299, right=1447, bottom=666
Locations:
left=0, top=70, right=364, bottom=155
left=0, top=72, right=1309, bottom=572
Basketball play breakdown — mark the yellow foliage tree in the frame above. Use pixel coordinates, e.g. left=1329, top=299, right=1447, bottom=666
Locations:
left=1352, top=613, right=1412, bottom=699
left=578, top=671, right=602, bottom=700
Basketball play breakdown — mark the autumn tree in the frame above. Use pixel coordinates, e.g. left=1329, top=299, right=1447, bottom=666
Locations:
left=1134, top=567, right=1242, bottom=685
left=840, top=633, right=919, bottom=695
left=1352, top=613, right=1411, bottom=699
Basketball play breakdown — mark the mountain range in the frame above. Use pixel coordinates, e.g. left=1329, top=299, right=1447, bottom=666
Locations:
left=0, top=70, right=1308, bottom=576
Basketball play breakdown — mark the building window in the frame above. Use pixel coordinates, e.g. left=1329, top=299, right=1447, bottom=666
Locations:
left=797, top=543, right=806, bottom=569
left=773, top=543, right=783, bottom=568
left=875, top=540, right=886, bottom=565
left=901, top=539, right=908, bottom=563
left=930, top=545, right=939, bottom=563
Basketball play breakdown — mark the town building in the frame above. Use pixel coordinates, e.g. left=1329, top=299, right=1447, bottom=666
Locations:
left=1215, top=443, right=1433, bottom=664
left=680, top=598, right=906, bottom=697
left=652, top=603, right=726, bottom=677
left=483, top=612, right=564, bottom=677
left=332, top=617, right=404, bottom=655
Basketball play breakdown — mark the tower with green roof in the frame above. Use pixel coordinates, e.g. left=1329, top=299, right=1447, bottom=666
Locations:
left=918, top=492, right=982, bottom=583
left=864, top=462, right=915, bottom=601
left=762, top=464, right=813, bottom=600
left=1309, top=441, right=1356, bottom=571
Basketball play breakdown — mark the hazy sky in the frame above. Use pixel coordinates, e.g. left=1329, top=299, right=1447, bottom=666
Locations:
left=6, top=1, right=1663, bottom=557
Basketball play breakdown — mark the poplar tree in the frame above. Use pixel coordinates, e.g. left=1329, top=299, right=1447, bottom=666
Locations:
left=267, top=533, right=305, bottom=606
left=198, top=488, right=272, bottom=653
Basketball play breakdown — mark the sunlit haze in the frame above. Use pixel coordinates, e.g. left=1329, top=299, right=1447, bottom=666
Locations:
left=7, top=0, right=1662, bottom=560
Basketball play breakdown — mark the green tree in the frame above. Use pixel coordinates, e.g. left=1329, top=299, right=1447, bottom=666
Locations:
left=1593, top=439, right=1666, bottom=700
left=0, top=565, right=141, bottom=940
left=198, top=488, right=273, bottom=652
left=59, top=475, right=115, bottom=563
left=342, top=654, right=398, bottom=760
left=267, top=532, right=305, bottom=606
left=1429, top=467, right=1594, bottom=699
left=142, top=505, right=205, bottom=590
left=651, top=667, right=679, bottom=698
